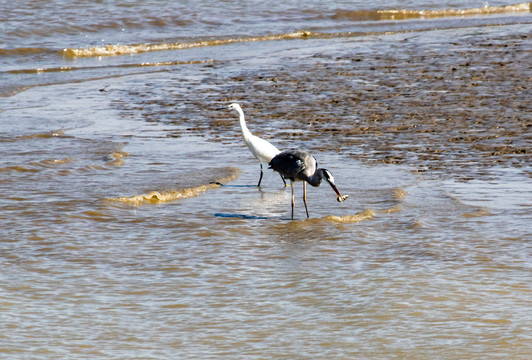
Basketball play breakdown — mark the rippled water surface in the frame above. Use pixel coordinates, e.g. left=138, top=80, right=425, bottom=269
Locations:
left=1, top=1, right=531, bottom=358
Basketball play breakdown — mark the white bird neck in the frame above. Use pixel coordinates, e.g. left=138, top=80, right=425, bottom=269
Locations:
left=235, top=106, right=252, bottom=140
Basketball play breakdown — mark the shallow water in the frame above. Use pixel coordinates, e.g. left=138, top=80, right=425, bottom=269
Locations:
left=1, top=1, right=532, bottom=359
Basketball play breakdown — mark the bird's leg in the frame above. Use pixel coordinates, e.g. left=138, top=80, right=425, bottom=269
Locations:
left=303, top=182, right=310, bottom=218
left=290, top=180, right=295, bottom=220
left=279, top=173, right=287, bottom=187
left=257, top=164, right=264, bottom=187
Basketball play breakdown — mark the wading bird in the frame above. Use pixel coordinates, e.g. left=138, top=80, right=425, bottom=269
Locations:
left=269, top=150, right=349, bottom=219
left=226, top=103, right=286, bottom=187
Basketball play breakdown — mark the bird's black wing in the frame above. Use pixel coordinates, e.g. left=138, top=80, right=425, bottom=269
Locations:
left=269, top=150, right=309, bottom=180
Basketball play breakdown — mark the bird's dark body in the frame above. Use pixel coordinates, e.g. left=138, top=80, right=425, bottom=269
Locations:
left=269, top=149, right=349, bottom=219
left=268, top=150, right=321, bottom=186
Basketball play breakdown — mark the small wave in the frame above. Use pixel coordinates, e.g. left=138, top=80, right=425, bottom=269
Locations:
left=392, top=187, right=408, bottom=200
left=322, top=209, right=375, bottom=223
left=20, top=129, right=66, bottom=140
left=461, top=207, right=492, bottom=218
left=0, top=165, right=41, bottom=173
left=377, top=205, right=402, bottom=214
left=0, top=157, right=73, bottom=173
left=5, top=59, right=214, bottom=75
left=333, top=2, right=531, bottom=21
left=276, top=209, right=375, bottom=225
left=0, top=47, right=53, bottom=57
left=62, top=30, right=316, bottom=58
left=33, top=157, right=73, bottom=167
left=103, top=151, right=130, bottom=167
left=71, top=210, right=118, bottom=223
left=0, top=130, right=67, bottom=143
left=7, top=67, right=74, bottom=75
left=107, top=166, right=240, bottom=206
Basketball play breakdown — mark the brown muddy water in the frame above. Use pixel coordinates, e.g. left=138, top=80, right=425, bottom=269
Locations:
left=1, top=5, right=532, bottom=359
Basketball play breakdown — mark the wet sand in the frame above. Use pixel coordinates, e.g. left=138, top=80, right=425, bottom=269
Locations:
left=146, top=27, right=531, bottom=181
left=230, top=30, right=531, bottom=181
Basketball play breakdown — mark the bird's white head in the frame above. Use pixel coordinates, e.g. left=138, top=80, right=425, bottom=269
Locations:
left=320, top=169, right=349, bottom=202
left=321, top=169, right=335, bottom=184
left=228, top=103, right=241, bottom=111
